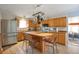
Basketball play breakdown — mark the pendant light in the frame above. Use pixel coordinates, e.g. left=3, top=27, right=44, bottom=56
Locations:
left=32, top=4, right=45, bottom=24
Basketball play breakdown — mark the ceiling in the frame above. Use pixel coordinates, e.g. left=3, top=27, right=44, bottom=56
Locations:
left=0, top=4, right=79, bottom=19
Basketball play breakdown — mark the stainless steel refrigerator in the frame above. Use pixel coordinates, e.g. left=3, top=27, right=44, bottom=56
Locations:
left=1, top=19, right=17, bottom=46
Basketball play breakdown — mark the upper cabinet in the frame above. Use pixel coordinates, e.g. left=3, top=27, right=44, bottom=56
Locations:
left=58, top=17, right=67, bottom=27
left=54, top=18, right=59, bottom=27
left=28, top=16, right=67, bottom=28
left=42, top=19, right=49, bottom=24
left=48, top=17, right=67, bottom=27
left=29, top=20, right=39, bottom=28
left=29, top=20, right=34, bottom=27
left=48, top=18, right=55, bottom=27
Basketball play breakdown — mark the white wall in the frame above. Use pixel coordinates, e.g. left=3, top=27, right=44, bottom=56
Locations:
left=1, top=10, right=15, bottom=20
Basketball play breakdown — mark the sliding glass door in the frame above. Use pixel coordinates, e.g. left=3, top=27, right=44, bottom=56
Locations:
left=68, top=16, right=79, bottom=45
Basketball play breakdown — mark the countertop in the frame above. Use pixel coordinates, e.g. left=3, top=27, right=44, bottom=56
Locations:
left=25, top=31, right=53, bottom=37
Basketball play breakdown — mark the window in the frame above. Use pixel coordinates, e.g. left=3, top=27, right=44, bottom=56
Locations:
left=68, top=25, right=79, bottom=33
left=68, top=16, right=79, bottom=33
left=68, top=16, right=79, bottom=23
left=19, top=18, right=28, bottom=28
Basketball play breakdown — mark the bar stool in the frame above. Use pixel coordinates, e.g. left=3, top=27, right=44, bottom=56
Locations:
left=43, top=35, right=58, bottom=54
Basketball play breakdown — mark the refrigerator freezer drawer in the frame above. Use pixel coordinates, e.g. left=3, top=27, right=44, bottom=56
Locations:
left=2, top=35, right=17, bottom=46
left=7, top=36, right=17, bottom=45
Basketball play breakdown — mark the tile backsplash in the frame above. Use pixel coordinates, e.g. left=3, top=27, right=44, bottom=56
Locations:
left=57, top=27, right=67, bottom=31
left=41, top=27, right=67, bottom=32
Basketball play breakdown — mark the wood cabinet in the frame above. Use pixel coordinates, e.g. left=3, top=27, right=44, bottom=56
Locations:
left=51, top=32, right=66, bottom=45
left=28, top=17, right=66, bottom=28
left=52, top=17, right=66, bottom=27
left=29, top=20, right=35, bottom=28
left=59, top=17, right=66, bottom=27
left=42, top=19, right=49, bottom=24
left=48, top=18, right=55, bottom=27
left=17, top=32, right=25, bottom=41
left=29, top=20, right=39, bottom=29
left=54, top=18, right=59, bottom=27
left=57, top=32, right=66, bottom=45
left=47, top=17, right=66, bottom=27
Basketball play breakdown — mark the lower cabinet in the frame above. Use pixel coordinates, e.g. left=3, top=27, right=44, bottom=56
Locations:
left=57, top=32, right=66, bottom=45
left=17, top=32, right=25, bottom=41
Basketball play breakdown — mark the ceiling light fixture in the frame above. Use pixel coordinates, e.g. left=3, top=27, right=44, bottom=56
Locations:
left=32, top=4, right=45, bottom=24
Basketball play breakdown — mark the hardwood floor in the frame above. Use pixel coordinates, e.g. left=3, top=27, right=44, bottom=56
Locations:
left=2, top=41, right=79, bottom=54
left=69, top=39, right=79, bottom=46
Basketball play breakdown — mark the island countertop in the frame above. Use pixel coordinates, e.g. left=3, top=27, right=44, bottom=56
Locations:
left=25, top=31, right=53, bottom=37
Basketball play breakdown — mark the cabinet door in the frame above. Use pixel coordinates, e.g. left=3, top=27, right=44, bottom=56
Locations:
left=17, top=32, right=25, bottom=41
left=48, top=19, right=55, bottom=27
left=42, top=19, right=49, bottom=24
left=54, top=18, right=59, bottom=27
left=62, top=18, right=66, bottom=27
left=59, top=17, right=66, bottom=27
left=58, top=33, right=65, bottom=45
left=29, top=20, right=38, bottom=28
left=54, top=17, right=66, bottom=27
left=56, top=33, right=59, bottom=43
left=29, top=20, right=33, bottom=27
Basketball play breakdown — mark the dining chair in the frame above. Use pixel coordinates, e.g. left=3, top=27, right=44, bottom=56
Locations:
left=23, top=33, right=35, bottom=54
left=43, top=34, right=58, bottom=54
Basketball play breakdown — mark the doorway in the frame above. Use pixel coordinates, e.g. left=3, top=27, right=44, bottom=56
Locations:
left=68, top=16, right=79, bottom=46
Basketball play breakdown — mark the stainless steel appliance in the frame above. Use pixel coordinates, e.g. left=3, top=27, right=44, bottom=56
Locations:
left=1, top=19, right=17, bottom=46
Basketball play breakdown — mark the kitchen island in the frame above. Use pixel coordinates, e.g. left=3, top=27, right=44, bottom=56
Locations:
left=25, top=31, right=66, bottom=53
left=25, top=31, right=54, bottom=53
